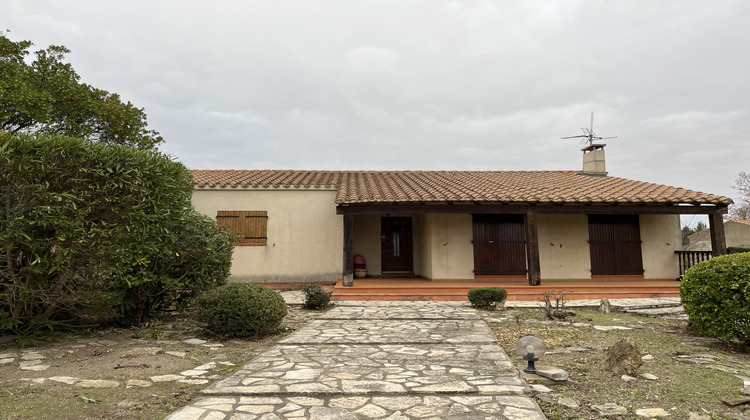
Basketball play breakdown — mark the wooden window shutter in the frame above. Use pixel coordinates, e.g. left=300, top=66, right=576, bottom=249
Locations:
left=217, top=211, right=268, bottom=245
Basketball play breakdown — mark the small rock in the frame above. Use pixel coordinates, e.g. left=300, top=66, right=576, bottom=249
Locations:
left=150, top=374, right=184, bottom=382
left=126, top=379, right=152, bottom=388
left=75, top=379, right=120, bottom=388
left=636, top=408, right=670, bottom=417
left=594, top=325, right=632, bottom=331
left=599, top=298, right=612, bottom=314
left=535, top=393, right=555, bottom=404
left=605, top=337, right=643, bottom=376
left=177, top=378, right=210, bottom=385
left=530, top=384, right=552, bottom=393
left=49, top=376, right=80, bottom=385
left=642, top=354, right=655, bottom=362
left=181, top=369, right=208, bottom=377
left=687, top=412, right=711, bottom=420
left=592, top=403, right=628, bottom=416
left=557, top=397, right=579, bottom=409
left=0, top=358, right=15, bottom=365
left=742, top=387, right=750, bottom=396
left=194, top=362, right=217, bottom=370
left=536, top=368, right=569, bottom=382
left=121, top=347, right=161, bottom=358
left=164, top=351, right=187, bottom=358
left=183, top=338, right=207, bottom=345
left=621, top=375, right=637, bottom=382
left=722, top=396, right=750, bottom=407
left=640, top=373, right=659, bottom=381
left=19, top=362, right=50, bottom=371
left=20, top=353, right=46, bottom=361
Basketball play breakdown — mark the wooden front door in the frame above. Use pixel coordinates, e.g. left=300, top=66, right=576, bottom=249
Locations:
left=472, top=214, right=527, bottom=276
left=588, top=215, right=644, bottom=275
left=381, top=217, right=413, bottom=272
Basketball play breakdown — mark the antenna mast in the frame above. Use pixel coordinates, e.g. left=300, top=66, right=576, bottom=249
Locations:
left=561, top=112, right=618, bottom=146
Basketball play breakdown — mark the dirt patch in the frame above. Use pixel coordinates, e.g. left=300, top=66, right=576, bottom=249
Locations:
left=0, top=304, right=320, bottom=419
left=483, top=307, right=750, bottom=419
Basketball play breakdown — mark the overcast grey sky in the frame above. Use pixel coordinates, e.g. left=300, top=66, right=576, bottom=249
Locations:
left=4, top=1, right=749, bottom=219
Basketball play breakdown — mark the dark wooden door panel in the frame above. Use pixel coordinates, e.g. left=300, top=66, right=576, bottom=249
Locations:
left=381, top=217, right=413, bottom=272
left=472, top=214, right=527, bottom=275
left=588, top=215, right=644, bottom=275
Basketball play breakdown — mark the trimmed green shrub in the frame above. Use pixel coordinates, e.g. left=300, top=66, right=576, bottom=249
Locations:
left=0, top=131, right=235, bottom=335
left=468, top=287, right=508, bottom=309
left=680, top=252, right=750, bottom=344
left=195, top=284, right=287, bottom=338
left=727, top=245, right=750, bottom=254
left=302, top=284, right=332, bottom=310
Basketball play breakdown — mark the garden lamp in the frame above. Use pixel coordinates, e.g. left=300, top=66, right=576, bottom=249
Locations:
left=515, top=334, right=546, bottom=374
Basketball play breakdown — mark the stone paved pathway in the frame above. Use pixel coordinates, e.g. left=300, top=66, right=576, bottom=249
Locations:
left=167, top=301, right=546, bottom=419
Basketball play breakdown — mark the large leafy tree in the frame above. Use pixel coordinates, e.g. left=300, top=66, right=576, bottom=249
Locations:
left=0, top=33, right=162, bottom=149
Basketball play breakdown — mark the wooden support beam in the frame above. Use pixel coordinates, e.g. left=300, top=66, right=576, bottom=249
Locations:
left=336, top=203, right=729, bottom=216
left=524, top=209, right=541, bottom=286
left=708, top=212, right=727, bottom=257
left=342, top=214, right=354, bottom=287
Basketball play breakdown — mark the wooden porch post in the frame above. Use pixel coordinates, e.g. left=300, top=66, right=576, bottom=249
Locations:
left=342, top=214, right=354, bottom=287
left=708, top=212, right=727, bottom=257
left=524, top=209, right=541, bottom=286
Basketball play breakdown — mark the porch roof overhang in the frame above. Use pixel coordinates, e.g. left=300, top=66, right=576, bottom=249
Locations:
left=335, top=201, right=729, bottom=216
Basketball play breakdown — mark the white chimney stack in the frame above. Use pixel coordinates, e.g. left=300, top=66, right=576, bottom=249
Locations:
left=581, top=144, right=607, bottom=177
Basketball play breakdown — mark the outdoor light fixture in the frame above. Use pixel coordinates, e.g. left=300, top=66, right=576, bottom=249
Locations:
left=515, top=334, right=546, bottom=374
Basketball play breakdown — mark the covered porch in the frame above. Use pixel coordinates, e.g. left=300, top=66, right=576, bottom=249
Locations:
left=337, top=202, right=729, bottom=299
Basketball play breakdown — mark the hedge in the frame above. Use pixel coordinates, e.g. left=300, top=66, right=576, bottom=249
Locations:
left=195, top=284, right=287, bottom=338
left=468, top=287, right=508, bottom=309
left=680, top=252, right=750, bottom=344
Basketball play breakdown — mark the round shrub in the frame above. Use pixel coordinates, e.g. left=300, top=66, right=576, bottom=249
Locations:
left=680, top=252, right=750, bottom=344
left=468, top=287, right=508, bottom=309
left=195, top=284, right=287, bottom=338
left=302, top=284, right=332, bottom=310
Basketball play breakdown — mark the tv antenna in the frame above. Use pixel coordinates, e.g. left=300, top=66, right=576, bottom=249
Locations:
left=561, top=112, right=617, bottom=146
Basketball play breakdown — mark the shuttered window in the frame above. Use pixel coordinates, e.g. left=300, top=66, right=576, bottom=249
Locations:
left=216, top=211, right=268, bottom=246
left=588, top=215, right=644, bottom=275
left=472, top=214, right=527, bottom=276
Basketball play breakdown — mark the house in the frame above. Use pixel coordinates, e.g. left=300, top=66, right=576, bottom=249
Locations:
left=683, top=219, right=750, bottom=251
left=191, top=145, right=731, bottom=293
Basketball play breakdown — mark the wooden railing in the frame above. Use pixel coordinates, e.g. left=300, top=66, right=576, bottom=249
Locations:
left=675, top=251, right=713, bottom=277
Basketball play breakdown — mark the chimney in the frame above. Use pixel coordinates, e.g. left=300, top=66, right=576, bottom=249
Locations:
left=581, top=144, right=607, bottom=176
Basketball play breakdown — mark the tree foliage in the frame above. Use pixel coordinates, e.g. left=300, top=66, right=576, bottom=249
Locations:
left=728, top=171, right=750, bottom=220
left=0, top=131, right=233, bottom=336
left=681, top=221, right=707, bottom=246
left=0, top=33, right=162, bottom=149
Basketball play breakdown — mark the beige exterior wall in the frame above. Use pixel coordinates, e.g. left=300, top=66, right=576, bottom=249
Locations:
left=192, top=188, right=342, bottom=283
left=423, top=214, right=475, bottom=280
left=640, top=214, right=681, bottom=279
left=537, top=214, right=592, bottom=279
left=353, top=214, right=381, bottom=275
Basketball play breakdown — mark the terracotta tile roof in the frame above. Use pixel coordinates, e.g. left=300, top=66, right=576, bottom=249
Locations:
left=192, top=169, right=732, bottom=206
left=192, top=170, right=344, bottom=188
